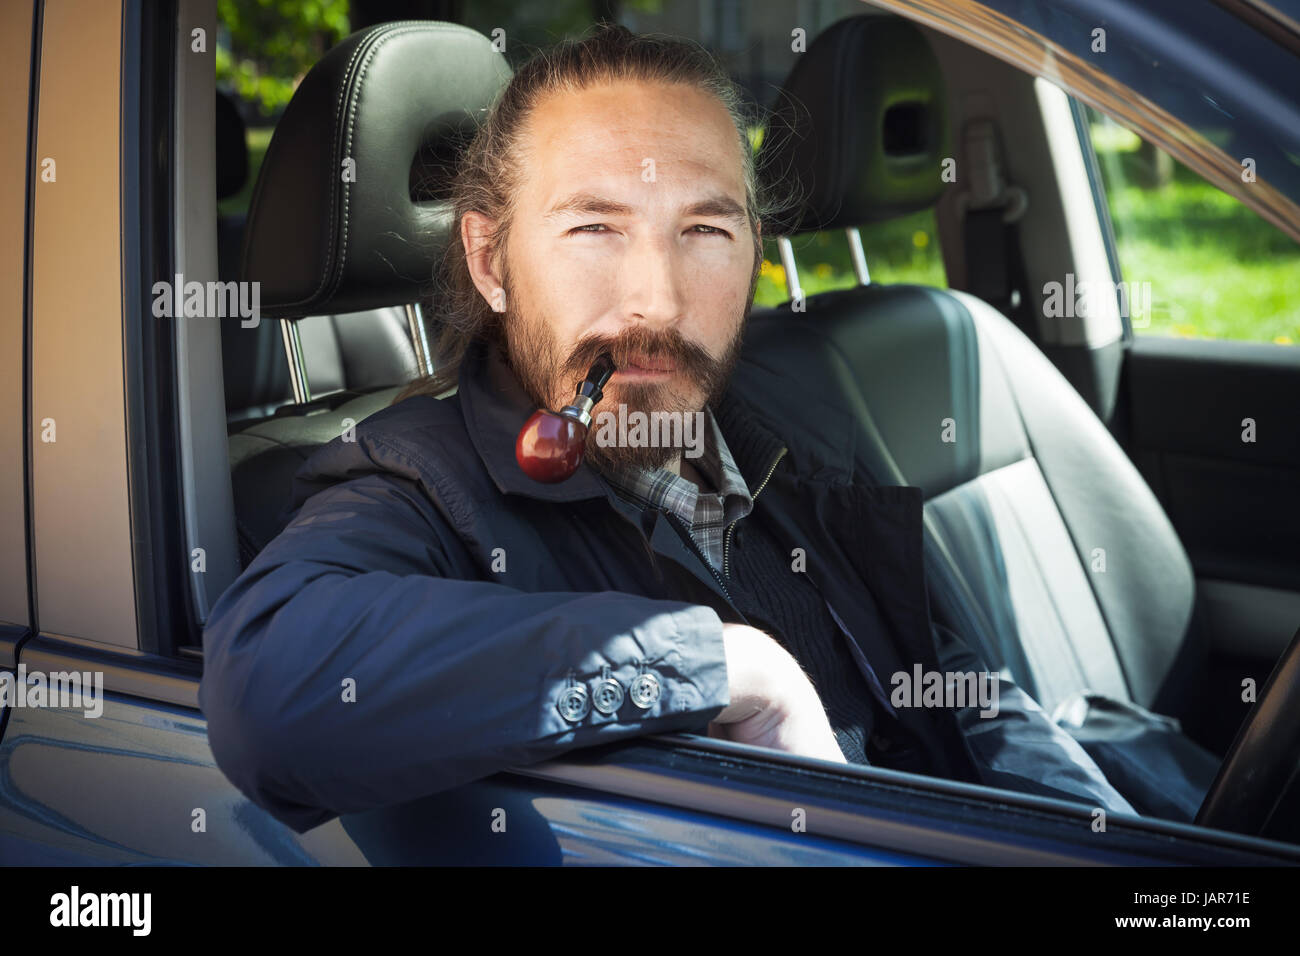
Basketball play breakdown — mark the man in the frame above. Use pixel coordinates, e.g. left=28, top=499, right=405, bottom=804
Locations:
left=200, top=24, right=1134, bottom=835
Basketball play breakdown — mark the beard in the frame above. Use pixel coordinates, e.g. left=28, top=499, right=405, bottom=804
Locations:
left=499, top=270, right=750, bottom=472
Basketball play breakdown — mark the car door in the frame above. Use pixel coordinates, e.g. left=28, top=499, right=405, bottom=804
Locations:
left=0, top=0, right=37, bottom=765
left=0, top=0, right=365, bottom=865
left=5, top=0, right=1300, bottom=869
left=1082, top=111, right=1300, bottom=755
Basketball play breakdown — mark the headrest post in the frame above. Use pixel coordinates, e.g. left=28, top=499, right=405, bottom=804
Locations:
left=845, top=228, right=871, bottom=286
left=279, top=318, right=312, bottom=405
left=405, top=302, right=433, bottom=377
left=776, top=236, right=803, bottom=303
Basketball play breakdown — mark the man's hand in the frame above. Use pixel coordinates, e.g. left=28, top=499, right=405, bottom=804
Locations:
left=708, top=624, right=847, bottom=764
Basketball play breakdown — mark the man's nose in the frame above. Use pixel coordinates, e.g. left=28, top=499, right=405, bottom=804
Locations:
left=621, top=233, right=686, bottom=330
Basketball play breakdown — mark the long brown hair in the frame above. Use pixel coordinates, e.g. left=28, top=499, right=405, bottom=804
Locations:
left=392, top=21, right=797, bottom=405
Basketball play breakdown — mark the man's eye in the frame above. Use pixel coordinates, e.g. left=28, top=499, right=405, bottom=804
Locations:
left=690, top=224, right=730, bottom=236
left=571, top=223, right=609, bottom=234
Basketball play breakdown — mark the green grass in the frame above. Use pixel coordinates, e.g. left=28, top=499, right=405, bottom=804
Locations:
left=1101, top=174, right=1300, bottom=343
left=1092, top=135, right=1300, bottom=344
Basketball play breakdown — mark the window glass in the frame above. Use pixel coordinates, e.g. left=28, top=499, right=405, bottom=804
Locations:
left=215, top=0, right=352, bottom=218
left=1085, top=105, right=1299, bottom=345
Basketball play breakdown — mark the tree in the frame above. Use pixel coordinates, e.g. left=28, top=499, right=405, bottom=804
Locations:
left=216, top=0, right=351, bottom=120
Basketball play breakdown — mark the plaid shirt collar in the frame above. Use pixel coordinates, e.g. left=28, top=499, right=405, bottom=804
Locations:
left=592, top=406, right=753, bottom=575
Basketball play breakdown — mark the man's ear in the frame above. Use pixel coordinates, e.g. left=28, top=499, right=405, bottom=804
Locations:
left=462, top=211, right=506, bottom=309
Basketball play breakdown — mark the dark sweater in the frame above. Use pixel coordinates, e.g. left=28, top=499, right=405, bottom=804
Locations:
left=723, top=512, right=875, bottom=762
left=677, top=506, right=925, bottom=770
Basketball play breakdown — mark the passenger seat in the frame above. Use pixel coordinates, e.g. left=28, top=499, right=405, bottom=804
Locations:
left=750, top=13, right=1221, bottom=819
left=228, top=23, right=512, bottom=566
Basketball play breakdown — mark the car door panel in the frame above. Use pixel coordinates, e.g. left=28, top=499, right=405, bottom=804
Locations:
left=1123, top=337, right=1300, bottom=633
left=7, top=0, right=1300, bottom=868
left=0, top=688, right=931, bottom=865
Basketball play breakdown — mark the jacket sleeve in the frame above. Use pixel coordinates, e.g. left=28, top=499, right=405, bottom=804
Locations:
left=199, top=470, right=731, bottom=833
left=931, top=621, right=1138, bottom=817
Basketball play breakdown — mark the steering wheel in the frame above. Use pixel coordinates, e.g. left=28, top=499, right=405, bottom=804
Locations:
left=1195, top=626, right=1300, bottom=842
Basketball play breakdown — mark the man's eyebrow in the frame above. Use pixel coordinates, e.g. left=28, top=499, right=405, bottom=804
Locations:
left=544, top=193, right=634, bottom=219
left=543, top=192, right=749, bottom=223
left=682, top=195, right=748, bottom=222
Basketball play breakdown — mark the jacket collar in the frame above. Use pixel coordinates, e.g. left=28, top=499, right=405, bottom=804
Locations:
left=457, top=335, right=855, bottom=502
left=458, top=337, right=608, bottom=502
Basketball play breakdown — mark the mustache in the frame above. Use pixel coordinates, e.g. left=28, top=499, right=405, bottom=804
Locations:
left=560, top=326, right=721, bottom=384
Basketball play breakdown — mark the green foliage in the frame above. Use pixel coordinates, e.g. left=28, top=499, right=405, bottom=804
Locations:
left=217, top=0, right=349, bottom=117
left=1092, top=125, right=1300, bottom=344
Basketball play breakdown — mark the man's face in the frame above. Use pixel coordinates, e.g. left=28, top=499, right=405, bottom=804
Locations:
left=477, top=79, right=760, bottom=471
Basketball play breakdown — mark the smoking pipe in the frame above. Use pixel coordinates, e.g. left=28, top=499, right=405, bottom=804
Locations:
left=515, top=351, right=616, bottom=483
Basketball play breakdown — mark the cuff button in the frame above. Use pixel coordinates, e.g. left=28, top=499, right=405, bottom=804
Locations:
left=557, top=683, right=591, bottom=723
left=592, top=665, right=625, bottom=715
left=629, top=672, right=661, bottom=709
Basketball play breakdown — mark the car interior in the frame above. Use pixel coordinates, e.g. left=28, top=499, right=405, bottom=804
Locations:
left=199, top=6, right=1299, bottom=836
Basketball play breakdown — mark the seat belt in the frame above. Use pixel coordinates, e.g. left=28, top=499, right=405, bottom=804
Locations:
left=957, top=120, right=1038, bottom=343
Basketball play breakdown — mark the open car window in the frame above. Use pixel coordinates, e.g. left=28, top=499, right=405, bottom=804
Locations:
left=1081, top=103, right=1299, bottom=345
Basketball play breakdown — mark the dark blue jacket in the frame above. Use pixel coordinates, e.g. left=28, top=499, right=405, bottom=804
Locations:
left=199, top=338, right=1135, bottom=833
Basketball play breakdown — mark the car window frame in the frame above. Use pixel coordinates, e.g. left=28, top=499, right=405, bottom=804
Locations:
left=514, top=733, right=1300, bottom=864
left=864, top=0, right=1300, bottom=247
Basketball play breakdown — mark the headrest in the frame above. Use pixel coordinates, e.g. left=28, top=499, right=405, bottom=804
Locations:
left=759, top=14, right=949, bottom=234
left=241, top=22, right=512, bottom=318
left=216, top=90, right=248, bottom=200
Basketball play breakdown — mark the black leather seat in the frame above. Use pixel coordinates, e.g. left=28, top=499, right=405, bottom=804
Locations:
left=227, top=22, right=511, bottom=566
left=216, top=90, right=417, bottom=430
left=749, top=13, right=1220, bottom=818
